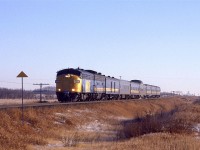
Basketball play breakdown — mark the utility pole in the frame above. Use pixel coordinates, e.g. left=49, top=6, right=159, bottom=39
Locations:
left=33, top=83, right=49, bottom=102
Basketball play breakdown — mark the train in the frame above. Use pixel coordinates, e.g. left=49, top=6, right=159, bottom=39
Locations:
left=55, top=68, right=161, bottom=102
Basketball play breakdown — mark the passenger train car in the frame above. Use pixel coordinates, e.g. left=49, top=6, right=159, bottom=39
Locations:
left=55, top=68, right=161, bottom=102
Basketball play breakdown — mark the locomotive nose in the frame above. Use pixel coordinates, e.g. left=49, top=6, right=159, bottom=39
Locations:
left=56, top=74, right=82, bottom=93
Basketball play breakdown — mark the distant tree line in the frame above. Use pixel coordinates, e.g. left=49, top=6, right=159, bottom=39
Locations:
left=33, top=86, right=56, bottom=99
left=0, top=86, right=56, bottom=99
left=0, top=88, right=34, bottom=99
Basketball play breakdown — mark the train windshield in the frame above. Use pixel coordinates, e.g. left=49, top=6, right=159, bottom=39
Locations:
left=57, top=69, right=81, bottom=77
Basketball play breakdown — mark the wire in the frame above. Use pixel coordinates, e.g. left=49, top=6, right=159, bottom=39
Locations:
left=0, top=81, right=21, bottom=84
left=0, top=80, right=55, bottom=86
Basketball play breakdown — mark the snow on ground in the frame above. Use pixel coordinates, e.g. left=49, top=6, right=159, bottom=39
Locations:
left=193, top=123, right=200, bottom=139
left=54, top=121, right=64, bottom=125
left=78, top=120, right=106, bottom=132
left=115, top=116, right=130, bottom=121
left=54, top=113, right=68, bottom=125
left=34, top=141, right=64, bottom=150
left=106, top=115, right=131, bottom=122
left=55, top=112, right=67, bottom=116
left=0, top=99, right=57, bottom=105
left=0, top=99, right=38, bottom=105
left=193, top=124, right=200, bottom=133
left=55, top=108, right=93, bottom=117
left=47, top=143, right=64, bottom=148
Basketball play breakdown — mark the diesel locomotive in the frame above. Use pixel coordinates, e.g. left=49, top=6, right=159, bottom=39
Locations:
left=55, top=68, right=161, bottom=102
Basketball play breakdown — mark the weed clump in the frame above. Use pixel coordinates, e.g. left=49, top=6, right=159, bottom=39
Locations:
left=61, top=132, right=78, bottom=147
left=122, top=103, right=200, bottom=139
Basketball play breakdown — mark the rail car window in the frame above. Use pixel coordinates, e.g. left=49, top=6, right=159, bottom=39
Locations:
left=111, top=82, right=112, bottom=92
left=82, top=74, right=93, bottom=80
left=114, top=82, right=115, bottom=92
left=123, top=85, right=129, bottom=90
left=65, top=74, right=71, bottom=78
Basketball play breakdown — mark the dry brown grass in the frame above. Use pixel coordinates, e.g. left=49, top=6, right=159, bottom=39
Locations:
left=0, top=96, right=199, bottom=150
left=87, top=133, right=200, bottom=150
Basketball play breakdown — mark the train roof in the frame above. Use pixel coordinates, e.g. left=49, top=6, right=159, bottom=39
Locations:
left=57, top=68, right=160, bottom=89
left=143, top=84, right=160, bottom=88
left=85, top=70, right=97, bottom=74
left=131, top=80, right=143, bottom=84
left=57, top=68, right=103, bottom=77
left=82, top=69, right=117, bottom=78
left=57, top=68, right=81, bottom=76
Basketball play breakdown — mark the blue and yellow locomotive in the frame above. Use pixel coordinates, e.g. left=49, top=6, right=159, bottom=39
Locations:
left=55, top=68, right=161, bottom=102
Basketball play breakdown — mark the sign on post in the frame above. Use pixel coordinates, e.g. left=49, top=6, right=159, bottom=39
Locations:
left=17, top=71, right=28, bottom=125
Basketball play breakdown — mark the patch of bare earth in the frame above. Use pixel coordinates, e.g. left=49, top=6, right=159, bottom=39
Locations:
left=1, top=96, right=200, bottom=150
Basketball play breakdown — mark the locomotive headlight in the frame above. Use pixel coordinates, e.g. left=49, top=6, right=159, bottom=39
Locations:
left=58, top=89, right=61, bottom=92
left=72, top=88, right=75, bottom=92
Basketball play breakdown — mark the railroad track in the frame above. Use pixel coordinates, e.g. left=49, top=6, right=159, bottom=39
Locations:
left=0, top=98, right=160, bottom=110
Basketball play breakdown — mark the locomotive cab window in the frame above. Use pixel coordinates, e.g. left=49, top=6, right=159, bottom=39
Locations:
left=65, top=74, right=71, bottom=78
left=74, top=80, right=80, bottom=83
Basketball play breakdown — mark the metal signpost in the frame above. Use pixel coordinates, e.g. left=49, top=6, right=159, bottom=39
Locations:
left=17, top=71, right=28, bottom=125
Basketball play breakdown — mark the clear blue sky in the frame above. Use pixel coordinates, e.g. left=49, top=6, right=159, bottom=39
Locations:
left=0, top=0, right=200, bottom=94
